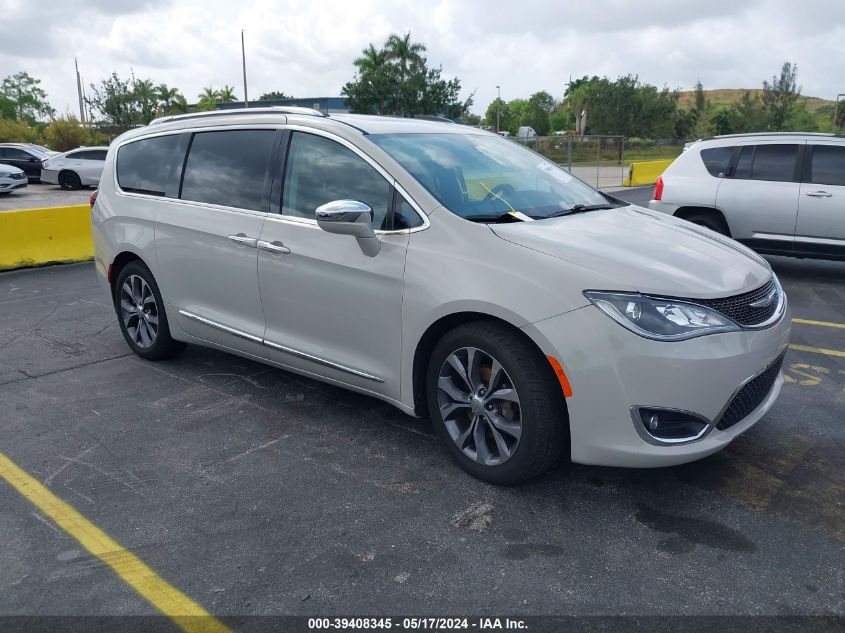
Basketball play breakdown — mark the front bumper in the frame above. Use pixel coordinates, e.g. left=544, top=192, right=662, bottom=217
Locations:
left=40, top=169, right=59, bottom=185
left=0, top=178, right=27, bottom=192
left=522, top=299, right=791, bottom=468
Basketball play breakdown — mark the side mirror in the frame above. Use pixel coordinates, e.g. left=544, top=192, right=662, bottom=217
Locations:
left=315, top=200, right=381, bottom=257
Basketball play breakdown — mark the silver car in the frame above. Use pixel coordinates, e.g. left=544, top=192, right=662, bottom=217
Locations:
left=41, top=146, right=108, bottom=190
left=650, top=132, right=845, bottom=261
left=92, top=108, right=790, bottom=484
left=0, top=164, right=28, bottom=194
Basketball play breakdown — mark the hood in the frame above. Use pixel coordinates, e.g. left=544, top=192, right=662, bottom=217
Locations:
left=490, top=205, right=772, bottom=299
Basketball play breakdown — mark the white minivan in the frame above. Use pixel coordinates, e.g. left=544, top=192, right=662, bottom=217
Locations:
left=91, top=108, right=790, bottom=484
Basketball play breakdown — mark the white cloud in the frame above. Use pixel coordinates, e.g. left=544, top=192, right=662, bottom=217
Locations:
left=0, top=0, right=841, bottom=117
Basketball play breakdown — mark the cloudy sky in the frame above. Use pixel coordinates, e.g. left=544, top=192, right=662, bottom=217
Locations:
left=1, top=0, right=843, bottom=116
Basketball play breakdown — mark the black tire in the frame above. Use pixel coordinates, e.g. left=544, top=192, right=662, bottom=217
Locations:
left=58, top=171, right=81, bottom=191
left=113, top=260, right=186, bottom=360
left=426, top=321, right=568, bottom=485
left=684, top=212, right=730, bottom=236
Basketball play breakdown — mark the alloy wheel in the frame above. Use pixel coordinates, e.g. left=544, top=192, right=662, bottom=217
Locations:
left=437, top=346, right=522, bottom=466
left=119, top=275, right=159, bottom=349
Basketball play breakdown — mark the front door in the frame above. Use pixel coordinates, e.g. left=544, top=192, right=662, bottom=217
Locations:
left=795, top=142, right=845, bottom=259
left=257, top=130, right=409, bottom=398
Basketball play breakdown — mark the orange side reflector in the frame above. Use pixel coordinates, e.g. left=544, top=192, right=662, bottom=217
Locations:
left=547, top=356, right=573, bottom=398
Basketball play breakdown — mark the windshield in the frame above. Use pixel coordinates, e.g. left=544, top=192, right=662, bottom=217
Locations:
left=369, top=132, right=622, bottom=221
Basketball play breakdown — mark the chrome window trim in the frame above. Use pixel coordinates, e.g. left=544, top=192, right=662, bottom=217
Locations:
left=178, top=309, right=384, bottom=383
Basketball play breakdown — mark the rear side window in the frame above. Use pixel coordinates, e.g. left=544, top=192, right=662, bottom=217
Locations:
left=180, top=130, right=275, bottom=211
left=809, top=145, right=845, bottom=186
left=752, top=144, right=799, bottom=181
left=733, top=146, right=754, bottom=179
left=700, top=147, right=733, bottom=177
left=117, top=135, right=180, bottom=196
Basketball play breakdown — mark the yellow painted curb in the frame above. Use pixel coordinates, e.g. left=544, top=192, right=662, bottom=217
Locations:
left=0, top=205, right=93, bottom=270
left=624, top=158, right=674, bottom=187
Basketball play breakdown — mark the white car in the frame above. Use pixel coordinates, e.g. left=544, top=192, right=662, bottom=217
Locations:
left=0, top=164, right=28, bottom=194
left=649, top=132, right=845, bottom=261
left=41, top=146, right=108, bottom=190
left=91, top=108, right=790, bottom=484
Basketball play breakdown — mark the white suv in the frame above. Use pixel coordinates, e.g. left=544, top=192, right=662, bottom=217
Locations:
left=91, top=108, right=790, bottom=484
left=650, top=132, right=845, bottom=261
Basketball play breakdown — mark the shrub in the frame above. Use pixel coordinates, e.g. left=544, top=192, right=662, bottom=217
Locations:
left=0, top=116, right=40, bottom=143
left=43, top=116, right=100, bottom=152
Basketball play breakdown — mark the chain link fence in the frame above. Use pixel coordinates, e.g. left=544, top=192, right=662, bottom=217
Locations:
left=513, top=135, right=626, bottom=188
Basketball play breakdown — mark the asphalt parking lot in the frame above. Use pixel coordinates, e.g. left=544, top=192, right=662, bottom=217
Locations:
left=0, top=182, right=89, bottom=211
left=0, top=187, right=843, bottom=624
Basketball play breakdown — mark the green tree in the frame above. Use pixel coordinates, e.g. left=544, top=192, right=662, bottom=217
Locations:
left=171, top=94, right=189, bottom=115
left=342, top=33, right=471, bottom=119
left=690, top=80, right=711, bottom=138
left=134, top=78, right=158, bottom=124
left=43, top=115, right=100, bottom=151
left=0, top=116, right=40, bottom=143
left=218, top=85, right=238, bottom=102
left=762, top=61, right=800, bottom=131
left=709, top=106, right=736, bottom=135
left=523, top=91, right=556, bottom=135
left=197, top=86, right=220, bottom=111
left=87, top=72, right=139, bottom=131
left=155, top=84, right=183, bottom=115
left=548, top=108, right=572, bottom=133
left=484, top=97, right=509, bottom=131
left=1, top=71, right=55, bottom=122
left=734, top=90, right=764, bottom=132
left=259, top=91, right=293, bottom=101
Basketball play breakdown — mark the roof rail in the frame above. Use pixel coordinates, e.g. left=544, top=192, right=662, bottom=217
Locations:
left=700, top=131, right=845, bottom=141
left=149, top=106, right=325, bottom=126
left=410, top=114, right=457, bottom=124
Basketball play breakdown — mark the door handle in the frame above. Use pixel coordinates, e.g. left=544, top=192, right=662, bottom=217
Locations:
left=227, top=234, right=258, bottom=248
left=257, top=240, right=291, bottom=255
left=805, top=191, right=832, bottom=198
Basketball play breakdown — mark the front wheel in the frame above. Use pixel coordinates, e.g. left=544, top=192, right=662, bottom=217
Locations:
left=426, top=321, right=567, bottom=485
left=58, top=171, right=81, bottom=191
left=114, top=261, right=186, bottom=360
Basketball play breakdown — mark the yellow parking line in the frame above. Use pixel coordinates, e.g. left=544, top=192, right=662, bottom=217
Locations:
left=792, top=318, right=845, bottom=330
left=788, top=344, right=845, bottom=358
left=0, top=452, right=232, bottom=633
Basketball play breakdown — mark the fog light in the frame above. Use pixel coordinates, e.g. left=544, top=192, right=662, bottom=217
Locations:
left=637, top=407, right=708, bottom=442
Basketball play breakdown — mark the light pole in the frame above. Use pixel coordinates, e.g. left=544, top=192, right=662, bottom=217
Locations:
left=496, top=85, right=501, bottom=133
left=241, top=30, right=249, bottom=108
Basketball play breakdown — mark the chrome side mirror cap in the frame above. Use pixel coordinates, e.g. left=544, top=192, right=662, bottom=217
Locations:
left=315, top=200, right=381, bottom=257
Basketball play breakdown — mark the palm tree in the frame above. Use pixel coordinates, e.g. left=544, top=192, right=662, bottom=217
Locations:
left=156, top=84, right=181, bottom=115
left=197, top=86, right=220, bottom=111
left=218, top=85, right=238, bottom=103
left=383, top=32, right=426, bottom=116
left=354, top=44, right=386, bottom=74
left=134, top=79, right=158, bottom=123
left=171, top=94, right=189, bottom=115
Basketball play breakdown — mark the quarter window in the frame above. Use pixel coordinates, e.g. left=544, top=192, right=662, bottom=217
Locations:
left=181, top=130, right=276, bottom=211
left=700, top=147, right=733, bottom=177
left=117, top=134, right=181, bottom=196
left=282, top=132, right=392, bottom=229
left=809, top=145, right=845, bottom=187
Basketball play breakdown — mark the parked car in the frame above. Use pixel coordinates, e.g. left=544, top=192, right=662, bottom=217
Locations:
left=0, top=164, right=27, bottom=194
left=41, top=146, right=108, bottom=190
left=92, top=108, right=789, bottom=484
left=650, top=132, right=845, bottom=261
left=0, top=143, right=52, bottom=182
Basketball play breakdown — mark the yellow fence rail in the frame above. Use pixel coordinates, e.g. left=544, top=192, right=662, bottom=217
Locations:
left=0, top=205, right=93, bottom=271
left=624, top=158, right=674, bottom=187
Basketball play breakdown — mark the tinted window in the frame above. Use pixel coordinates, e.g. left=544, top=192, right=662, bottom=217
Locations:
left=282, top=132, right=391, bottom=229
left=66, top=151, right=83, bottom=159
left=3, top=148, right=33, bottom=160
left=809, top=145, right=845, bottom=187
left=394, top=195, right=423, bottom=229
left=117, top=134, right=180, bottom=196
left=700, top=147, right=733, bottom=177
left=181, top=130, right=275, bottom=211
left=80, top=149, right=107, bottom=161
left=733, top=146, right=753, bottom=179
left=751, top=144, right=798, bottom=181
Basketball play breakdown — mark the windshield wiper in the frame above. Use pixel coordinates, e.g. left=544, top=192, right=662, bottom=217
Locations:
left=464, top=211, right=530, bottom=223
left=543, top=203, right=619, bottom=219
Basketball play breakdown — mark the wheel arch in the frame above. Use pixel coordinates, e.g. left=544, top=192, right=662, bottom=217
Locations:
left=411, top=311, right=569, bottom=422
left=109, top=251, right=146, bottom=299
left=673, top=206, right=732, bottom=236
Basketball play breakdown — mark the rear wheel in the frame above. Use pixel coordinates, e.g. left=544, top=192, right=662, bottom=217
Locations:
left=114, top=261, right=186, bottom=360
left=683, top=212, right=730, bottom=236
left=426, top=321, right=567, bottom=485
left=58, top=171, right=81, bottom=191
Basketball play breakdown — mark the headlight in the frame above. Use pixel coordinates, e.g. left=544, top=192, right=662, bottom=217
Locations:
left=584, top=291, right=740, bottom=341
left=0, top=172, right=10, bottom=178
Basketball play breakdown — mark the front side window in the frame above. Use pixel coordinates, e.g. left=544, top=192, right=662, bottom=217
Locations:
left=809, top=145, right=845, bottom=187
left=181, top=130, right=276, bottom=211
left=4, top=148, right=33, bottom=160
left=369, top=132, right=617, bottom=221
left=117, top=134, right=180, bottom=196
left=282, top=132, right=392, bottom=229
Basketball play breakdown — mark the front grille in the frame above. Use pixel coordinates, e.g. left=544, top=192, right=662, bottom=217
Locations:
left=695, top=277, right=779, bottom=326
left=10, top=172, right=26, bottom=180
left=716, top=351, right=786, bottom=430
